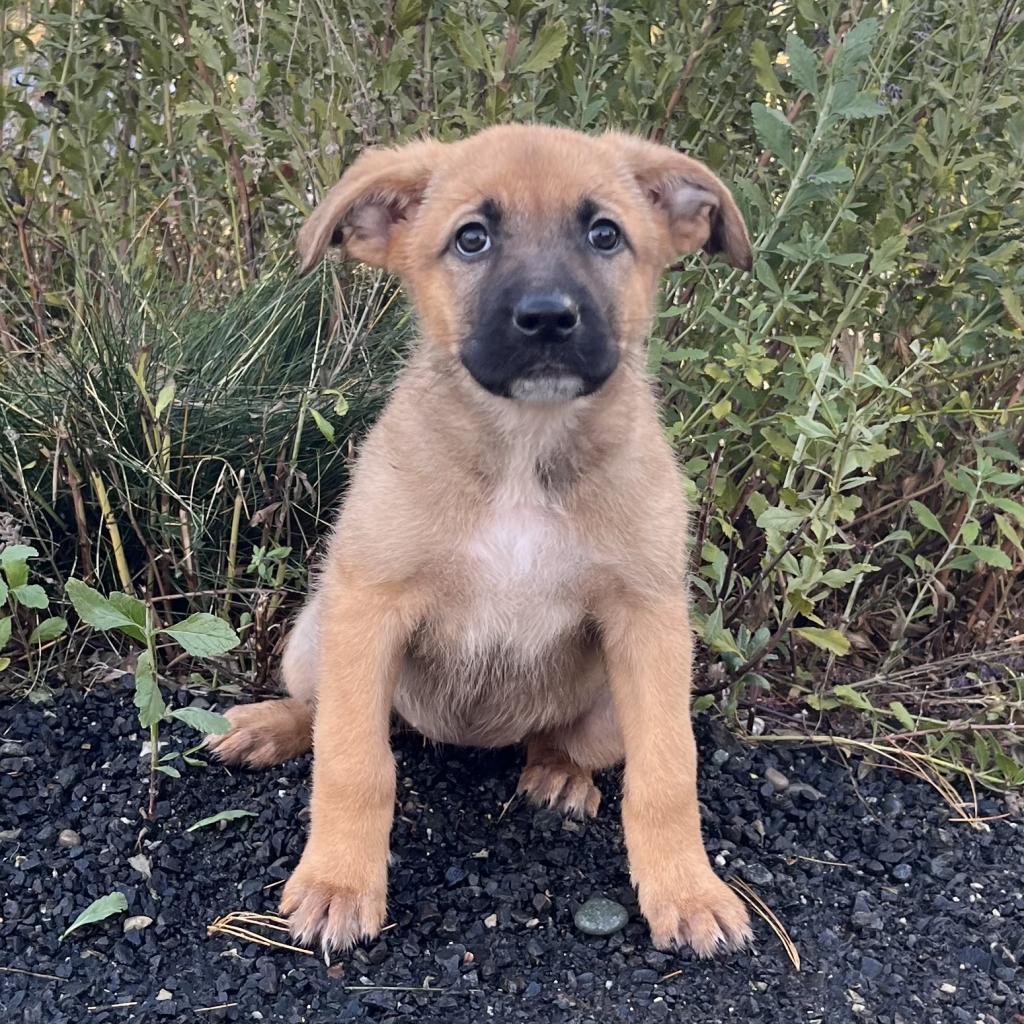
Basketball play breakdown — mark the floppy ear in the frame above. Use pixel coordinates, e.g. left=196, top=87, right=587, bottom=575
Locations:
left=296, top=139, right=445, bottom=275
left=606, top=133, right=752, bottom=271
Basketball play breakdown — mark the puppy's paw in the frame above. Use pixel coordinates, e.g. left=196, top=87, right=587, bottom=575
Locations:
left=204, top=700, right=311, bottom=768
left=517, top=759, right=601, bottom=818
left=280, top=865, right=386, bottom=952
left=640, top=871, right=751, bottom=957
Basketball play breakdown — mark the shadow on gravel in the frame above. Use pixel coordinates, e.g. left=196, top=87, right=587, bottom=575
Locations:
left=1, top=681, right=1021, bottom=1023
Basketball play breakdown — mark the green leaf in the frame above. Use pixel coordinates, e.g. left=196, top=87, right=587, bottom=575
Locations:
left=831, top=684, right=872, bottom=710
left=967, top=545, right=1012, bottom=570
left=795, top=627, right=851, bottom=656
left=807, top=166, right=854, bottom=186
left=159, top=613, right=239, bottom=657
left=109, top=592, right=147, bottom=631
left=0, top=657, right=9, bottom=672
left=29, top=616, right=67, bottom=645
left=133, top=649, right=166, bottom=727
left=710, top=398, right=732, bottom=419
left=516, top=23, right=567, bottom=74
left=750, top=39, right=783, bottom=95
left=65, top=580, right=143, bottom=637
left=174, top=100, right=211, bottom=117
left=0, top=544, right=39, bottom=568
left=1000, top=287, right=1024, bottom=330
left=12, top=584, right=48, bottom=610
left=751, top=102, right=793, bottom=167
left=820, top=563, right=878, bottom=587
left=791, top=414, right=833, bottom=439
left=888, top=701, right=916, bottom=731
left=870, top=234, right=907, bottom=275
left=156, top=765, right=181, bottom=778
left=60, top=892, right=128, bottom=940
left=309, top=408, right=335, bottom=444
left=0, top=616, right=11, bottom=648
left=700, top=605, right=742, bottom=657
left=333, top=394, right=350, bottom=418
left=786, top=32, right=818, bottom=96
left=837, top=92, right=887, bottom=119
left=834, top=17, right=879, bottom=79
left=394, top=0, right=425, bottom=32
left=909, top=500, right=948, bottom=540
left=0, top=575, right=7, bottom=607
left=154, top=380, right=176, bottom=419
left=186, top=808, right=256, bottom=833
left=170, top=706, right=231, bottom=735
left=992, top=497, right=1024, bottom=526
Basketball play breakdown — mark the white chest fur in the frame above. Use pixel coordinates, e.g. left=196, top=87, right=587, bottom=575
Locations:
left=461, top=481, right=587, bottom=660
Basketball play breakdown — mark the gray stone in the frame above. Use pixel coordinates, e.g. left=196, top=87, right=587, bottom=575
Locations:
left=892, top=863, right=912, bottom=882
left=57, top=829, right=81, bottom=849
left=574, top=897, right=629, bottom=936
left=786, top=782, right=824, bottom=802
left=710, top=749, right=730, bottom=768
left=765, top=768, right=790, bottom=792
left=929, top=852, right=958, bottom=881
left=861, top=955, right=884, bottom=979
left=740, top=863, right=774, bottom=887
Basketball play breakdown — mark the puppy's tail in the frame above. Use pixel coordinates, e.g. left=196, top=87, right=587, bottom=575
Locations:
left=205, top=597, right=320, bottom=768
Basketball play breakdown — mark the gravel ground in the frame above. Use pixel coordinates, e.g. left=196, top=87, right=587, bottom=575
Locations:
left=1, top=681, right=1021, bottom=1023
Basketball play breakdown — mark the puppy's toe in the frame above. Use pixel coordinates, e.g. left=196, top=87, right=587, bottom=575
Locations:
left=205, top=700, right=311, bottom=768
left=517, top=760, right=601, bottom=819
left=642, top=873, right=752, bottom=957
left=281, top=871, right=386, bottom=952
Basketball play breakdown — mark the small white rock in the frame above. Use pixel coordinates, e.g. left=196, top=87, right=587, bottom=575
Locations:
left=940, top=983, right=957, bottom=995
left=156, top=989, right=172, bottom=1001
left=123, top=915, right=153, bottom=933
left=483, top=913, right=498, bottom=928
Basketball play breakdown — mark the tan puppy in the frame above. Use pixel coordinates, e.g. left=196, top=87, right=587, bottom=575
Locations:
left=207, top=124, right=753, bottom=957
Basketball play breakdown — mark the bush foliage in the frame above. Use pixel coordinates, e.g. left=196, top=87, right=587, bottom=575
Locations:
left=1, top=1, right=1022, bottom=785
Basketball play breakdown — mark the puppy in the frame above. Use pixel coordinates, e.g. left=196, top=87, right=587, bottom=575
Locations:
left=207, top=124, right=754, bottom=957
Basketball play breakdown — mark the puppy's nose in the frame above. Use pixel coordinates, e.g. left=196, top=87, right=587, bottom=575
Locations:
left=512, top=292, right=579, bottom=338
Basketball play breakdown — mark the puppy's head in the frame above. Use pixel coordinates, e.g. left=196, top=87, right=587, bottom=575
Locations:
left=298, top=125, right=751, bottom=402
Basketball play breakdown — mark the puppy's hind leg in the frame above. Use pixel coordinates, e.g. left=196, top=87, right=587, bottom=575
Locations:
left=518, top=692, right=624, bottom=819
left=205, top=597, right=319, bottom=768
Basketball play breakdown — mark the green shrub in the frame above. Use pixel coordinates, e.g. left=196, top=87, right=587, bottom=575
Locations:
left=1, top=1, right=1022, bottom=786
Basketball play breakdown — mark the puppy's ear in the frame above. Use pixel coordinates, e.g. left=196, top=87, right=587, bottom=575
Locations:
left=607, top=133, right=752, bottom=271
left=296, top=140, right=445, bottom=275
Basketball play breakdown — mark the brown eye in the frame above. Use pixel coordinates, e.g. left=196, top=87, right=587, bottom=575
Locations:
left=455, top=222, right=491, bottom=257
left=587, top=219, right=621, bottom=252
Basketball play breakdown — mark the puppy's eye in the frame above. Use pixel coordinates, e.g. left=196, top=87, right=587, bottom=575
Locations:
left=587, top=219, right=621, bottom=252
left=455, top=223, right=491, bottom=257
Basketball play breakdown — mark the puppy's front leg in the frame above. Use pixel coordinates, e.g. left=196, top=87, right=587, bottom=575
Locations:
left=281, top=575, right=413, bottom=952
left=600, top=593, right=752, bottom=957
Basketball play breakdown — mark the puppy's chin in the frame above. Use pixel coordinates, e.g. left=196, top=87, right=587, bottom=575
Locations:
left=508, top=374, right=585, bottom=403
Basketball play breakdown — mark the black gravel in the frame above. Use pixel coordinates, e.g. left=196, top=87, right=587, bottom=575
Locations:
left=1, top=681, right=1021, bottom=1023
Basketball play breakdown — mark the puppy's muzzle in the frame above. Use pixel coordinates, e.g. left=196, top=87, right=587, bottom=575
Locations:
left=461, top=279, right=619, bottom=403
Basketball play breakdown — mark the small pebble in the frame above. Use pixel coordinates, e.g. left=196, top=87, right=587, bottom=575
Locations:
left=860, top=955, right=883, bottom=980
left=710, top=749, right=730, bottom=767
left=57, top=829, right=81, bottom=849
left=765, top=768, right=789, bottom=792
left=156, top=989, right=172, bottom=1001
left=940, top=982, right=957, bottom=994
left=483, top=913, right=498, bottom=928
left=574, top=897, right=629, bottom=936
left=892, top=863, right=912, bottom=882
left=123, top=915, right=153, bottom=933
left=741, top=863, right=774, bottom=887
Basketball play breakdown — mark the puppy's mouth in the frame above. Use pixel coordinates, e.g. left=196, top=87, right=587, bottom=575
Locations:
left=508, top=373, right=585, bottom=403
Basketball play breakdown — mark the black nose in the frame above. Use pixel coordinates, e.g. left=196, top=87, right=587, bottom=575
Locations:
left=512, top=292, right=580, bottom=338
